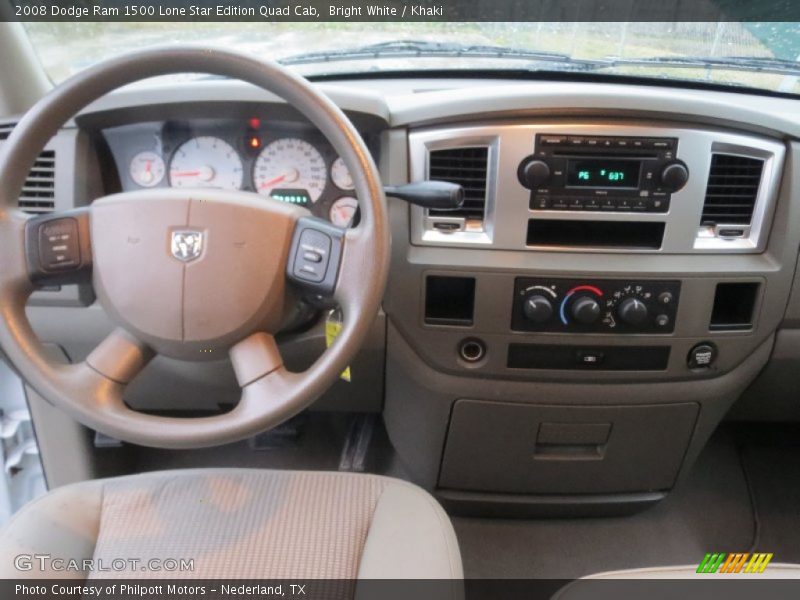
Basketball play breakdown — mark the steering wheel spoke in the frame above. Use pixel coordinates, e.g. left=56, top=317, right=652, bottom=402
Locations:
left=24, top=207, right=92, bottom=286
left=229, top=332, right=284, bottom=388
left=86, top=327, right=153, bottom=385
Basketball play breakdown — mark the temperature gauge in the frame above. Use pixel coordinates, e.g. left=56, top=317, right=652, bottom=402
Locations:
left=129, top=151, right=165, bottom=188
left=329, top=196, right=359, bottom=228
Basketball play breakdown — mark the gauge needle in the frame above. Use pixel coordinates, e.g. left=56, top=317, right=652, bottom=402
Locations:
left=259, top=174, right=287, bottom=189
left=172, top=166, right=215, bottom=182
left=260, top=169, right=300, bottom=189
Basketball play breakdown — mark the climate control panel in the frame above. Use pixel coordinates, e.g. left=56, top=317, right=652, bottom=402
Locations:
left=511, top=278, right=680, bottom=334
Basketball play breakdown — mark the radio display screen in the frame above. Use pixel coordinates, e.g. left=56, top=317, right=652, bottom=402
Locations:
left=566, top=159, right=641, bottom=188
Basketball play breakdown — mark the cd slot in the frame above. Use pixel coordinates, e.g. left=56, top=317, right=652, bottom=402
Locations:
left=527, top=219, right=665, bottom=250
left=552, top=151, right=658, bottom=159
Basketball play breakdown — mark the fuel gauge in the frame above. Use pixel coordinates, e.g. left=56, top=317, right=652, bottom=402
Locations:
left=129, top=151, right=165, bottom=188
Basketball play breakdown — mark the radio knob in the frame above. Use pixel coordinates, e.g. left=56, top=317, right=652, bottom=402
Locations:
left=523, top=294, right=554, bottom=323
left=660, top=162, right=689, bottom=192
left=617, top=297, right=649, bottom=326
left=520, top=160, right=551, bottom=189
left=571, top=296, right=601, bottom=324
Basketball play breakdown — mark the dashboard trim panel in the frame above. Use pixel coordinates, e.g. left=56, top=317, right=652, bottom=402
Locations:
left=409, top=121, right=785, bottom=254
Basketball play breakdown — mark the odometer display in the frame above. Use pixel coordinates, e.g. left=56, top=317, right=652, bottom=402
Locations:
left=567, top=159, right=641, bottom=188
left=269, top=189, right=311, bottom=206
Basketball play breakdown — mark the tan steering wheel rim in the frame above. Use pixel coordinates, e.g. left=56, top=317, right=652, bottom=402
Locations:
left=0, top=47, right=389, bottom=448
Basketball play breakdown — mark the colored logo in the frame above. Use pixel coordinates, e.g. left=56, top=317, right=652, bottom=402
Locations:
left=697, top=553, right=773, bottom=574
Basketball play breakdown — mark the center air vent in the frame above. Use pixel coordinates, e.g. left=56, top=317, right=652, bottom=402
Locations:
left=700, top=154, right=764, bottom=226
left=428, top=146, right=488, bottom=220
left=0, top=122, right=14, bottom=141
left=18, top=151, right=56, bottom=214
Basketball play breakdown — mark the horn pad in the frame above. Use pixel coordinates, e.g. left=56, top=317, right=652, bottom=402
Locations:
left=90, top=189, right=305, bottom=360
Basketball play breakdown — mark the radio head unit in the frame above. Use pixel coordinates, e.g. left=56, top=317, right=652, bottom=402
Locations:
left=519, top=135, right=688, bottom=213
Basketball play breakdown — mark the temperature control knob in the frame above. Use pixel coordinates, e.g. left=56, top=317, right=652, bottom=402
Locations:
left=519, top=159, right=551, bottom=189
left=660, top=162, right=689, bottom=192
left=571, top=296, right=601, bottom=324
left=523, top=295, right=554, bottom=323
left=617, top=297, right=649, bottom=326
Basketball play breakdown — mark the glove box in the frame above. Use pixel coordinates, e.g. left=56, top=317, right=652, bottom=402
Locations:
left=439, top=399, right=699, bottom=494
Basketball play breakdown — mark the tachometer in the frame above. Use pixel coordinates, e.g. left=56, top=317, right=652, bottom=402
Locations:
left=253, top=138, right=326, bottom=204
left=129, top=151, right=165, bottom=188
left=169, top=136, right=243, bottom=190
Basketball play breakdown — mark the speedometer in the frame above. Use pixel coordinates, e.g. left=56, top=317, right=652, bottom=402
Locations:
left=169, top=136, right=243, bottom=190
left=253, top=138, right=326, bottom=204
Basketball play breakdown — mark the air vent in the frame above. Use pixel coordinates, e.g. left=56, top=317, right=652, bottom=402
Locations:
left=700, top=154, right=764, bottom=226
left=0, top=122, right=14, bottom=141
left=18, top=150, right=56, bottom=214
left=428, top=147, right=488, bottom=220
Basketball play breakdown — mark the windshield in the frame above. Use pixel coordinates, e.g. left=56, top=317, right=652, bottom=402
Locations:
left=22, top=22, right=800, bottom=96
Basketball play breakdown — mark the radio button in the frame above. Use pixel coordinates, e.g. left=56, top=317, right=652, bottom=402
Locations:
left=660, top=161, right=689, bottom=192
left=583, top=198, right=601, bottom=211
left=568, top=198, right=585, bottom=210
left=540, top=136, right=566, bottom=146
left=532, top=196, right=551, bottom=210
left=600, top=198, right=617, bottom=210
left=520, top=159, right=551, bottom=189
left=632, top=198, right=650, bottom=211
left=616, top=198, right=633, bottom=211
left=552, top=200, right=569, bottom=210
left=650, top=198, right=668, bottom=212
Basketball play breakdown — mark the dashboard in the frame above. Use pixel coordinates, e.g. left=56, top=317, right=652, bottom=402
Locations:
left=12, top=75, right=800, bottom=515
left=102, top=117, right=365, bottom=228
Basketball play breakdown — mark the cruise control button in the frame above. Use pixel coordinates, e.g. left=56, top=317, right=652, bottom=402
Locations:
left=292, top=229, right=331, bottom=283
left=39, top=218, right=80, bottom=270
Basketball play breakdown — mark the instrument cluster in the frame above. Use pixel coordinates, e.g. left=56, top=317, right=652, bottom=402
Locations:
left=103, top=118, right=367, bottom=228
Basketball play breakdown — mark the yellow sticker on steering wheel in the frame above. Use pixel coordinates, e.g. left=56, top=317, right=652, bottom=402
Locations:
left=325, top=310, right=351, bottom=382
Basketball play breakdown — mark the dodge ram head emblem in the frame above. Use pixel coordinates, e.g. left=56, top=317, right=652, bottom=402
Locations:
left=170, top=230, right=204, bottom=262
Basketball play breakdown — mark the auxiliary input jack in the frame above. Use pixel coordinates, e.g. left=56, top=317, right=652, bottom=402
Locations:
left=459, top=338, right=486, bottom=363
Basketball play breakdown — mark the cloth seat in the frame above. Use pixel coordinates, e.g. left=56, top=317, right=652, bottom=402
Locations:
left=0, top=468, right=462, bottom=584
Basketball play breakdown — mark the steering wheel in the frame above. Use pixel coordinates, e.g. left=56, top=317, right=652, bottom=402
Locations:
left=0, top=47, right=389, bottom=449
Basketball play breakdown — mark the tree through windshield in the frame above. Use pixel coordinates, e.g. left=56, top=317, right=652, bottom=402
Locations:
left=23, top=21, right=800, bottom=95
